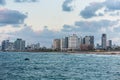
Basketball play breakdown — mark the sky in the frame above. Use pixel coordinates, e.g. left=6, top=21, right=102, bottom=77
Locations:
left=0, top=0, right=120, bottom=47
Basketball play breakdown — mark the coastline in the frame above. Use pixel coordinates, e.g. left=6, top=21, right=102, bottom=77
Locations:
left=1, top=51, right=120, bottom=55
left=68, top=51, right=120, bottom=55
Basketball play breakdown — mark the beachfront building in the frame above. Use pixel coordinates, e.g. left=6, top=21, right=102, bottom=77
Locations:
left=108, top=40, right=112, bottom=48
left=2, top=40, right=10, bottom=51
left=106, top=40, right=112, bottom=50
left=60, top=37, right=68, bottom=51
left=83, top=36, right=94, bottom=45
left=101, top=34, right=107, bottom=49
left=61, top=38, right=65, bottom=51
left=64, top=37, right=68, bottom=49
left=1, top=40, right=15, bottom=51
left=53, top=39, right=61, bottom=50
left=68, top=34, right=79, bottom=50
left=14, top=38, right=26, bottom=51
left=81, top=36, right=94, bottom=50
left=27, top=43, right=40, bottom=50
left=96, top=43, right=102, bottom=49
left=7, top=42, right=14, bottom=51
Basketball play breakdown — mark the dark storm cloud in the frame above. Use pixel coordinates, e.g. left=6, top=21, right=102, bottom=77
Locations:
left=0, top=9, right=27, bottom=26
left=80, top=0, right=120, bottom=18
left=14, top=0, right=38, bottom=3
left=62, top=0, right=73, bottom=12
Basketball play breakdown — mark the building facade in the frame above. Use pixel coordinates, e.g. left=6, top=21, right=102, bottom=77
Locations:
left=101, top=34, right=107, bottom=49
left=68, top=34, right=79, bottom=50
left=60, top=37, right=68, bottom=51
left=14, top=38, right=26, bottom=51
left=1, top=40, right=15, bottom=51
left=27, top=43, right=40, bottom=50
left=81, top=36, right=94, bottom=50
left=53, top=39, right=61, bottom=50
left=61, top=38, right=65, bottom=50
left=83, top=36, right=94, bottom=45
left=7, top=42, right=14, bottom=51
left=64, top=37, right=68, bottom=49
left=108, top=40, right=112, bottom=48
left=1, top=40, right=10, bottom=51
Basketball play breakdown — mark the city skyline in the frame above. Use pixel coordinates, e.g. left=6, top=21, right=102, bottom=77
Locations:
left=52, top=33, right=113, bottom=51
left=0, top=0, right=120, bottom=47
left=1, top=38, right=41, bottom=51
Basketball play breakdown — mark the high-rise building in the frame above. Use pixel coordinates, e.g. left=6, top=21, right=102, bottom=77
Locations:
left=64, top=37, right=68, bottom=49
left=81, top=36, right=94, bottom=50
left=14, top=38, right=26, bottom=51
left=35, top=43, right=40, bottom=49
left=1, top=40, right=15, bottom=51
left=83, top=36, right=94, bottom=45
left=21, top=40, right=25, bottom=50
left=53, top=39, right=61, bottom=50
left=101, top=34, right=107, bottom=49
left=108, top=40, right=112, bottom=48
left=78, top=37, right=82, bottom=43
left=7, top=42, right=14, bottom=51
left=60, top=37, right=68, bottom=51
left=78, top=37, right=82, bottom=50
left=61, top=38, right=65, bottom=50
left=68, top=34, right=79, bottom=50
left=1, top=40, right=10, bottom=51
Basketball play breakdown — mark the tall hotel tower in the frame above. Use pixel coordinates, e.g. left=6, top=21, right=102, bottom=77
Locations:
left=101, top=34, right=107, bottom=49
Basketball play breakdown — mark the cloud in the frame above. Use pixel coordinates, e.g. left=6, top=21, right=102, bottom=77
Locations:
left=62, top=24, right=73, bottom=32
left=80, top=0, right=120, bottom=19
left=62, top=20, right=118, bottom=33
left=9, top=26, right=65, bottom=47
left=14, top=0, right=39, bottom=3
left=62, top=0, right=74, bottom=12
left=105, top=0, right=120, bottom=11
left=0, top=0, right=5, bottom=5
left=61, top=20, right=120, bottom=44
left=0, top=8, right=27, bottom=26
left=4, top=19, right=120, bottom=47
left=80, top=2, right=103, bottom=18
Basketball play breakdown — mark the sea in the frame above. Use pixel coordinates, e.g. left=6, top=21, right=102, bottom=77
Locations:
left=0, top=52, right=120, bottom=80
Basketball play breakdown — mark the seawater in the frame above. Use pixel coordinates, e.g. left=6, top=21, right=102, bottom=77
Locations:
left=0, top=52, right=120, bottom=80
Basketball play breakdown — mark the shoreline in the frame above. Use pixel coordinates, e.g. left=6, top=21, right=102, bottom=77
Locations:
left=67, top=51, right=120, bottom=55
left=1, top=51, right=120, bottom=55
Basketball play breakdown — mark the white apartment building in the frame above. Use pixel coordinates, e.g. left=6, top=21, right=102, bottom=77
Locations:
left=68, top=34, right=79, bottom=50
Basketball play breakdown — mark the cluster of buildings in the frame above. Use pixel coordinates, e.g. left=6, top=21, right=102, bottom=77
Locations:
left=52, top=34, right=94, bottom=51
left=52, top=34, right=113, bottom=51
left=0, top=33, right=114, bottom=52
left=96, top=34, right=112, bottom=50
left=2, top=39, right=25, bottom=51
left=27, top=43, right=40, bottom=51
left=1, top=38, right=40, bottom=51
